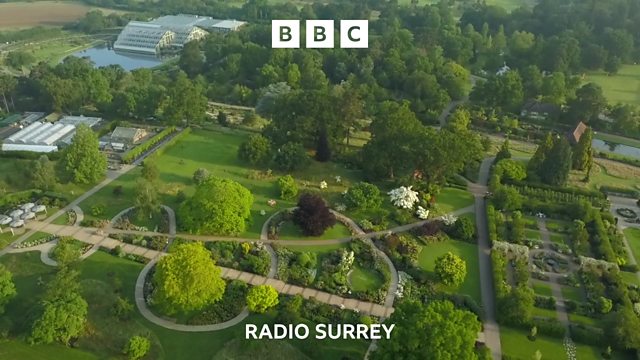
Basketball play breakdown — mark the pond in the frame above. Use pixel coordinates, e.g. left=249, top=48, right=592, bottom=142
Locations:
left=592, top=139, right=640, bottom=160
left=69, top=44, right=167, bottom=71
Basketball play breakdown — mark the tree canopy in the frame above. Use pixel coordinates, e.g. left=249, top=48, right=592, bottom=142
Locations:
left=152, top=242, right=226, bottom=314
left=63, top=124, right=106, bottom=184
left=179, top=177, right=253, bottom=235
left=372, top=300, right=482, bottom=360
left=246, top=285, right=279, bottom=313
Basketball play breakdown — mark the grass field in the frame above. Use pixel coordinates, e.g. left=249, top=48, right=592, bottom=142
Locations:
left=586, top=65, right=640, bottom=106
left=561, top=285, right=585, bottom=302
left=544, top=219, right=571, bottom=234
left=620, top=271, right=640, bottom=286
left=531, top=281, right=552, bottom=297
left=531, top=306, right=557, bottom=319
left=278, top=221, right=352, bottom=241
left=0, top=232, right=19, bottom=248
left=417, top=239, right=481, bottom=303
left=435, top=187, right=475, bottom=214
left=349, top=264, right=384, bottom=292
left=570, top=161, right=640, bottom=192
left=0, top=250, right=368, bottom=359
left=623, top=228, right=640, bottom=266
left=500, top=327, right=631, bottom=360
left=525, top=229, right=541, bottom=240
left=0, top=1, right=123, bottom=29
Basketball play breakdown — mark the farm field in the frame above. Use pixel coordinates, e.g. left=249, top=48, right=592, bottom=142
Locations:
left=586, top=65, right=640, bottom=106
left=0, top=1, right=123, bottom=29
left=417, top=239, right=481, bottom=303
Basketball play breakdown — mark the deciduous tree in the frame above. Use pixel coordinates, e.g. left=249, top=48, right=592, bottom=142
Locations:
left=293, top=193, right=336, bottom=236
left=179, top=177, right=253, bottom=235
left=0, top=264, right=16, bottom=315
left=152, top=242, right=226, bottom=314
left=63, top=124, right=106, bottom=184
left=372, top=300, right=481, bottom=360
left=246, top=285, right=279, bottom=313
left=434, top=252, right=467, bottom=287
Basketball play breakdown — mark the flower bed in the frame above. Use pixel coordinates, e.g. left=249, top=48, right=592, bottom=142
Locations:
left=616, top=207, right=637, bottom=219
left=14, top=234, right=57, bottom=248
left=208, top=241, right=271, bottom=276
left=109, top=233, right=168, bottom=251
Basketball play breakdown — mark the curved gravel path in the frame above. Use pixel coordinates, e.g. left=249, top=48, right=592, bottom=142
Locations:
left=134, top=256, right=251, bottom=332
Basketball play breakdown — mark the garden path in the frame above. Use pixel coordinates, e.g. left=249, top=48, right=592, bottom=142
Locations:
left=472, top=156, right=503, bottom=360
left=537, top=219, right=571, bottom=328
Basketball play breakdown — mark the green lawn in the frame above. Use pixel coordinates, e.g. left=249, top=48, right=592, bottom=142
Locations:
left=531, top=281, right=553, bottom=297
left=501, top=327, right=632, bottom=360
left=417, top=239, right=481, bottom=303
left=278, top=221, right=352, bottom=241
left=532, top=306, right=557, bottom=319
left=545, top=219, right=571, bottom=234
left=349, top=264, right=384, bottom=292
left=0, top=231, right=19, bottom=249
left=79, top=129, right=365, bottom=239
left=561, top=285, right=585, bottom=302
left=549, top=233, right=567, bottom=245
left=586, top=65, right=640, bottom=106
left=623, top=228, right=640, bottom=266
left=24, top=231, right=54, bottom=243
left=0, top=158, right=91, bottom=202
left=525, top=229, right=541, bottom=240
left=435, top=187, right=474, bottom=214
left=568, top=313, right=603, bottom=328
left=620, top=271, right=640, bottom=286
left=0, top=250, right=368, bottom=359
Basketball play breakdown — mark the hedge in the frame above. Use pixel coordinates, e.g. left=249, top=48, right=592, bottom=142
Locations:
left=120, top=126, right=178, bottom=164
left=569, top=324, right=606, bottom=347
left=146, top=127, right=191, bottom=161
left=599, top=185, right=640, bottom=198
left=0, top=150, right=62, bottom=161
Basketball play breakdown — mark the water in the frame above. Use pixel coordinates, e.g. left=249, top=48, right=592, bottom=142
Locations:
left=70, top=45, right=165, bottom=71
left=592, top=139, right=640, bottom=159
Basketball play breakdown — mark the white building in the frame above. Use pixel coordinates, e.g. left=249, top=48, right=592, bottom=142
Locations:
left=114, top=14, right=246, bottom=55
left=1, top=116, right=102, bottom=153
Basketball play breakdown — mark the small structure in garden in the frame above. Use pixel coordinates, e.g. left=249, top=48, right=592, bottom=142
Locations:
left=616, top=208, right=637, bottom=219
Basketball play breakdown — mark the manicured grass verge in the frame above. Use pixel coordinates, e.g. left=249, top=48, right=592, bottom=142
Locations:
left=525, top=229, right=541, bottom=240
left=620, top=271, right=640, bottom=286
left=531, top=281, right=553, bottom=297
left=624, top=228, right=640, bottom=265
left=278, top=221, right=352, bottom=241
left=417, top=239, right=481, bottom=303
left=436, top=187, right=474, bottom=214
left=549, top=233, right=567, bottom=244
left=561, top=286, right=585, bottom=302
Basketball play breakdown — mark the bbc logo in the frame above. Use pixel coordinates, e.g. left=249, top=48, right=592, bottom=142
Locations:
left=272, top=20, right=368, bottom=49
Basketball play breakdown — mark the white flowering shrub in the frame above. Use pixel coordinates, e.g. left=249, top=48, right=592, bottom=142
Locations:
left=335, top=203, right=347, bottom=212
left=579, top=256, right=619, bottom=273
left=388, top=186, right=419, bottom=209
left=563, top=336, right=577, bottom=360
left=416, top=206, right=430, bottom=220
left=634, top=303, right=640, bottom=316
left=320, top=181, right=328, bottom=189
left=335, top=176, right=342, bottom=183
left=395, top=271, right=413, bottom=298
left=493, top=241, right=529, bottom=260
left=441, top=213, right=458, bottom=225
